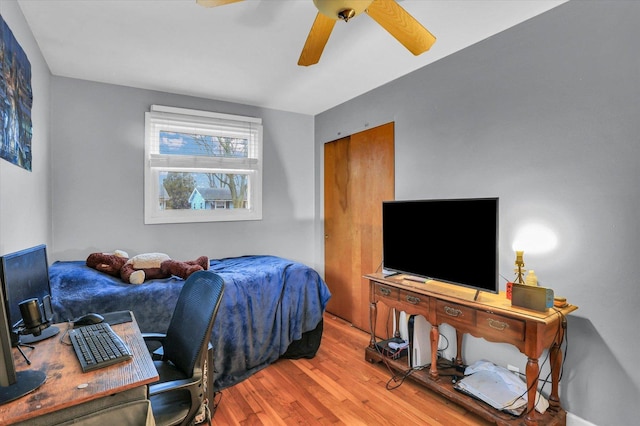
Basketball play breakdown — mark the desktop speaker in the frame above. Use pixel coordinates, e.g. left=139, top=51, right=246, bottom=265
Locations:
left=511, top=284, right=554, bottom=312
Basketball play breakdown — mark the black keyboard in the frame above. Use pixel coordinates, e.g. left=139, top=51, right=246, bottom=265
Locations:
left=69, top=322, right=132, bottom=372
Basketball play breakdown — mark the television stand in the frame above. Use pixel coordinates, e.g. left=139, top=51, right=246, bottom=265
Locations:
left=403, top=275, right=427, bottom=284
left=364, top=273, right=578, bottom=426
left=401, top=274, right=485, bottom=302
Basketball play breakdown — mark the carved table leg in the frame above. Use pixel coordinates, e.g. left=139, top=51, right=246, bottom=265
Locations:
left=525, top=357, right=539, bottom=426
left=393, top=309, right=401, bottom=338
left=548, top=320, right=566, bottom=412
left=455, top=330, right=464, bottom=367
left=429, top=324, right=439, bottom=379
left=369, top=300, right=377, bottom=349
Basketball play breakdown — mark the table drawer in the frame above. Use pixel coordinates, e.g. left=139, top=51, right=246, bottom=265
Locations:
left=373, top=283, right=399, bottom=303
left=436, top=300, right=475, bottom=328
left=476, top=311, right=525, bottom=343
left=398, top=289, right=430, bottom=314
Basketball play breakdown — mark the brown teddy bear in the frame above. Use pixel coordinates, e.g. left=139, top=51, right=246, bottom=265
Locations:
left=86, top=250, right=209, bottom=284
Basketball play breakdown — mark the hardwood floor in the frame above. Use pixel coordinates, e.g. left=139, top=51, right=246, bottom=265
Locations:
left=212, top=313, right=492, bottom=425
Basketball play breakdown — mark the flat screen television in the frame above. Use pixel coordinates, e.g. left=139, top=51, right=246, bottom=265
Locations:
left=0, top=245, right=58, bottom=344
left=382, top=197, right=499, bottom=295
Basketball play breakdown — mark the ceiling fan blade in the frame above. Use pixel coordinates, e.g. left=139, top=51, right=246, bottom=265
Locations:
left=196, top=0, right=244, bottom=8
left=366, top=0, right=436, bottom=56
left=298, top=12, right=337, bottom=66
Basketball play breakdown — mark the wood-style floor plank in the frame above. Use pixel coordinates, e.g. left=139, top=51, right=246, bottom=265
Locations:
left=212, top=313, right=492, bottom=425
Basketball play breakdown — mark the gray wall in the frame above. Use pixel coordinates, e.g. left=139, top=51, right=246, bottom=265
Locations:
left=50, top=78, right=318, bottom=269
left=4, top=1, right=637, bottom=424
left=0, top=1, right=52, bottom=256
left=315, top=2, right=639, bottom=425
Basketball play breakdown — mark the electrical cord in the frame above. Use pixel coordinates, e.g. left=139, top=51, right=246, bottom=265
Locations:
left=368, top=305, right=454, bottom=391
left=59, top=321, right=74, bottom=346
left=515, top=307, right=567, bottom=418
left=437, top=332, right=449, bottom=356
left=380, top=340, right=463, bottom=391
left=555, top=308, right=569, bottom=383
left=206, top=391, right=222, bottom=423
left=368, top=309, right=415, bottom=390
left=385, top=357, right=457, bottom=390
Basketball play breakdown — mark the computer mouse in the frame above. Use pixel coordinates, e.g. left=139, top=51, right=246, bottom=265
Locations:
left=74, top=313, right=105, bottom=327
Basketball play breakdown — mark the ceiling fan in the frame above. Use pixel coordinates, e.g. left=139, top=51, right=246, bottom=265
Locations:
left=196, top=0, right=436, bottom=66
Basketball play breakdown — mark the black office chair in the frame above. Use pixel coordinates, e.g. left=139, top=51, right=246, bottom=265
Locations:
left=143, top=270, right=224, bottom=426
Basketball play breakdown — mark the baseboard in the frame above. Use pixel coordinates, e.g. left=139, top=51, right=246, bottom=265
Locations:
left=567, top=412, right=598, bottom=426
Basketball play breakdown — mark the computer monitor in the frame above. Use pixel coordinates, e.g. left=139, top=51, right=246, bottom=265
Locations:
left=0, top=245, right=59, bottom=344
left=0, top=280, right=46, bottom=405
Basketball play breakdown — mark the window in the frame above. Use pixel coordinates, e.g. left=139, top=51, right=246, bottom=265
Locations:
left=144, top=105, right=262, bottom=224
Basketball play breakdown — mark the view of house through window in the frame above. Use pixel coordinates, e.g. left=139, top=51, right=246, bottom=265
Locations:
left=159, top=171, right=249, bottom=211
left=145, top=105, right=262, bottom=224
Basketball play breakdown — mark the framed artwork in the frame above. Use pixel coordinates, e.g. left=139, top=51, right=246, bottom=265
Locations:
left=0, top=14, right=32, bottom=171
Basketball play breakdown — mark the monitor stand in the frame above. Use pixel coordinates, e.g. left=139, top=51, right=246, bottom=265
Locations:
left=0, top=370, right=47, bottom=405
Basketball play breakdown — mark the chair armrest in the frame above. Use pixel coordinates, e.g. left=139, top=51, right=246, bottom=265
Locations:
left=148, top=375, right=201, bottom=397
left=142, top=333, right=167, bottom=360
left=141, top=332, right=166, bottom=343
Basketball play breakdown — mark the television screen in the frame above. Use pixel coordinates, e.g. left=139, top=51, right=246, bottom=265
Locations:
left=0, top=245, right=53, bottom=331
left=382, top=198, right=499, bottom=294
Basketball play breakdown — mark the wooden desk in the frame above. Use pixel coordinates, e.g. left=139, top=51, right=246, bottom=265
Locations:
left=0, top=313, right=158, bottom=425
left=364, top=273, right=578, bottom=426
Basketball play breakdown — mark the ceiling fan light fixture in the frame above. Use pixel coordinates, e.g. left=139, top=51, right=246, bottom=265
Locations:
left=337, top=9, right=356, bottom=22
left=313, top=0, right=374, bottom=21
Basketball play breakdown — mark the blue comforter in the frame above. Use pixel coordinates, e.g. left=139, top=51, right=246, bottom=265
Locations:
left=49, top=255, right=331, bottom=390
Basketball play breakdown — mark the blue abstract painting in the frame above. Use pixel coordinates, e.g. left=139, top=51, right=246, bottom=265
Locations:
left=0, top=15, right=32, bottom=171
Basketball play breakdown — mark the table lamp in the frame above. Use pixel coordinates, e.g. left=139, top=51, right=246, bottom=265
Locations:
left=514, top=250, right=525, bottom=284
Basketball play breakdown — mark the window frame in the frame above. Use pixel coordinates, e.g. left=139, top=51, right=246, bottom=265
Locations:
left=144, top=105, right=263, bottom=224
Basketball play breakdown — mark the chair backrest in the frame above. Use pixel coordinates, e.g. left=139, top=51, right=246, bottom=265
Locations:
left=162, top=270, right=224, bottom=377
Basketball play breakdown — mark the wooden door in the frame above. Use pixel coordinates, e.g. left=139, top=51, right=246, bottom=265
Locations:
left=324, top=122, right=394, bottom=332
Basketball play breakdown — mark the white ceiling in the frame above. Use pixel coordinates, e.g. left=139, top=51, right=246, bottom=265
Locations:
left=18, top=0, right=568, bottom=116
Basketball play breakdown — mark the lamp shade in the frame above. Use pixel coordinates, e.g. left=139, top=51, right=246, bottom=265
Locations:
left=313, top=0, right=374, bottom=20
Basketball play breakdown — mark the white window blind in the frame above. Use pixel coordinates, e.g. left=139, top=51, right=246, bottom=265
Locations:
left=144, top=105, right=263, bottom=224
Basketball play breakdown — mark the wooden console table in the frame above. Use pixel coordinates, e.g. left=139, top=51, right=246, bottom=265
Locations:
left=364, top=273, right=577, bottom=426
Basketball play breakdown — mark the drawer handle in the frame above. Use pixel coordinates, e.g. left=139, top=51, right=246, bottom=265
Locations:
left=487, top=318, right=509, bottom=331
left=379, top=287, right=391, bottom=297
left=444, top=306, right=462, bottom=317
left=406, top=295, right=421, bottom=304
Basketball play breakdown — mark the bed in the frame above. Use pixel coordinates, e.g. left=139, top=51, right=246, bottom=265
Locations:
left=48, top=255, right=331, bottom=390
